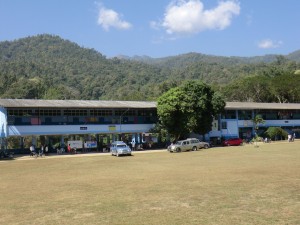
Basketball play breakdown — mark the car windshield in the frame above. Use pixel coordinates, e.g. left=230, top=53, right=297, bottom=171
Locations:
left=175, top=141, right=183, bottom=145
left=117, top=144, right=127, bottom=148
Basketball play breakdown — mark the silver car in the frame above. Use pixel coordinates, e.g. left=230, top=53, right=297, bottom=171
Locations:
left=168, top=138, right=210, bottom=153
left=110, top=141, right=132, bottom=157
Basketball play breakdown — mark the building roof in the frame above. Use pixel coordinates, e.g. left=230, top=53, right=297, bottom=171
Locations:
left=226, top=102, right=300, bottom=110
left=1, top=99, right=300, bottom=110
left=0, top=99, right=157, bottom=109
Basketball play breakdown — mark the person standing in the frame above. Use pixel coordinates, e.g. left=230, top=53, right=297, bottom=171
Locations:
left=293, top=133, right=296, bottom=141
left=45, top=145, right=49, bottom=155
left=40, top=144, right=44, bottom=156
left=67, top=144, right=71, bottom=153
left=30, top=144, right=35, bottom=156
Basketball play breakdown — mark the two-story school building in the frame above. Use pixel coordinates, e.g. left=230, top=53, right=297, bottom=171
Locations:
left=1, top=99, right=300, bottom=153
left=0, top=99, right=157, bottom=153
left=210, top=102, right=300, bottom=141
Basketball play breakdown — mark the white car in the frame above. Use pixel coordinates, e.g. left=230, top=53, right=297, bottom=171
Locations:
left=110, top=141, right=132, bottom=157
left=168, top=138, right=210, bottom=153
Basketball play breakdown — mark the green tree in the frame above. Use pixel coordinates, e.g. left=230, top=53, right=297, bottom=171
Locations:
left=269, top=72, right=300, bottom=103
left=157, top=81, right=225, bottom=140
left=252, top=115, right=265, bottom=147
left=252, top=115, right=265, bottom=131
left=2, top=77, right=44, bottom=99
left=265, top=127, right=288, bottom=140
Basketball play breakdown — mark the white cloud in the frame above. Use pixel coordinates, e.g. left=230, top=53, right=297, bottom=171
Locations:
left=97, top=6, right=132, bottom=31
left=258, top=39, right=283, bottom=49
left=157, top=0, right=240, bottom=35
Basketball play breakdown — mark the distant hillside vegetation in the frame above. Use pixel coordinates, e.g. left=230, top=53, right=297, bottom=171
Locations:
left=124, top=50, right=300, bottom=67
left=287, top=50, right=300, bottom=62
left=0, top=34, right=299, bottom=101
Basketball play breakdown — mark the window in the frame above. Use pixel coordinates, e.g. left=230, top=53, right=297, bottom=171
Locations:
left=255, top=110, right=277, bottom=120
left=90, top=109, right=113, bottom=116
left=137, top=109, right=156, bottom=116
left=115, top=109, right=136, bottom=116
left=238, top=110, right=252, bottom=120
left=222, top=110, right=236, bottom=119
left=63, top=109, right=88, bottom=116
left=221, top=122, right=227, bottom=129
left=8, top=109, right=33, bottom=116
left=38, top=109, right=61, bottom=116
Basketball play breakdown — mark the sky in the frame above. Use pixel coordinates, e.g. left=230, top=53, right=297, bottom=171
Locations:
left=0, top=0, right=299, bottom=58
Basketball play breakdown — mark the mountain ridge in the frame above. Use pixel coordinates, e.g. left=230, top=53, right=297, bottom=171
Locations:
left=0, top=34, right=299, bottom=101
left=2, top=34, right=300, bottom=65
left=117, top=50, right=300, bottom=66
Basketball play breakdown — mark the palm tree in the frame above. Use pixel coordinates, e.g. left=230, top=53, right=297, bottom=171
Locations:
left=252, top=115, right=265, bottom=147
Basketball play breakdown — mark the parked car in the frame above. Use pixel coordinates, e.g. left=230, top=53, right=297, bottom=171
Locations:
left=110, top=141, right=132, bottom=157
left=168, top=138, right=210, bottom=153
left=222, top=138, right=243, bottom=146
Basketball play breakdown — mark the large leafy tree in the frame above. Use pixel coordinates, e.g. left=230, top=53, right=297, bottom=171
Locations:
left=222, top=76, right=272, bottom=102
left=265, top=127, right=288, bottom=140
left=157, top=81, right=225, bottom=140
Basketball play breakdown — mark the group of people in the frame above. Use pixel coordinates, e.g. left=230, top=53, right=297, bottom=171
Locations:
left=288, top=133, right=296, bottom=142
left=67, top=144, right=77, bottom=154
left=129, top=141, right=143, bottom=151
left=29, top=144, right=49, bottom=157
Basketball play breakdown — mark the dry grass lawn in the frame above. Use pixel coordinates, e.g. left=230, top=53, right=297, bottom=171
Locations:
left=0, top=141, right=299, bottom=225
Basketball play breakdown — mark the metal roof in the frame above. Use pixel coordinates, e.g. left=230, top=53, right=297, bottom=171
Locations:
left=1, top=99, right=300, bottom=110
left=226, top=102, right=300, bottom=110
left=0, top=99, right=156, bottom=109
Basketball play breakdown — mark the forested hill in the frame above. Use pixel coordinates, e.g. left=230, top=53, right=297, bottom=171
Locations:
left=0, top=34, right=170, bottom=100
left=119, top=50, right=300, bottom=67
left=0, top=34, right=299, bottom=101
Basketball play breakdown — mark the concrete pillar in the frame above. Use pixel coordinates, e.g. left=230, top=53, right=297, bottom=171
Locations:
left=107, top=135, right=111, bottom=145
left=60, top=136, right=64, bottom=147
left=97, top=134, right=101, bottom=152
left=20, top=136, right=24, bottom=151
left=32, top=136, right=37, bottom=146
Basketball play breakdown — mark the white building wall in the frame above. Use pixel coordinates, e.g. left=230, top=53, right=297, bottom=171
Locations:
left=8, top=124, right=155, bottom=136
left=221, top=118, right=300, bottom=139
left=263, top=120, right=300, bottom=127
left=237, top=119, right=300, bottom=129
left=0, top=107, right=7, bottom=138
left=209, top=130, right=221, bottom=137
left=238, top=120, right=254, bottom=127
left=221, top=120, right=239, bottom=137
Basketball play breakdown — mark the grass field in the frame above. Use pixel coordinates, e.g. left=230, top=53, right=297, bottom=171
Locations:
left=0, top=141, right=299, bottom=225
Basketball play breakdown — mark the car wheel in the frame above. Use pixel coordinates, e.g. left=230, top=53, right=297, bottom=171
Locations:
left=176, top=148, right=181, bottom=152
left=192, top=146, right=197, bottom=151
left=204, top=144, right=209, bottom=149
